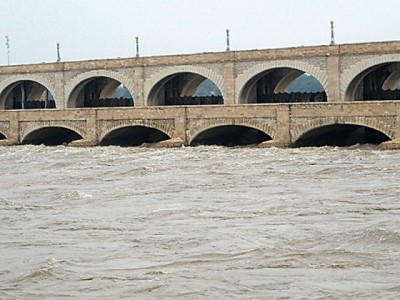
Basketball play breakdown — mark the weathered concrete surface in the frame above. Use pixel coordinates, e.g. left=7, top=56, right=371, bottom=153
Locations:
left=0, top=102, right=398, bottom=148
left=1, top=41, right=400, bottom=108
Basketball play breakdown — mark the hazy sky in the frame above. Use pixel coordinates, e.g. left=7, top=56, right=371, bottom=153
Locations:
left=0, top=0, right=398, bottom=65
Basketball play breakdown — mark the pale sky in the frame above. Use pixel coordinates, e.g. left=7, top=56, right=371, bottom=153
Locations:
left=0, top=0, right=398, bottom=65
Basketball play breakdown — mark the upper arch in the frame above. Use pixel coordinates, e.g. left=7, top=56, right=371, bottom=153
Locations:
left=64, top=70, right=135, bottom=108
left=0, top=74, right=57, bottom=109
left=236, top=60, right=328, bottom=103
left=341, top=53, right=400, bottom=100
left=144, top=65, right=224, bottom=105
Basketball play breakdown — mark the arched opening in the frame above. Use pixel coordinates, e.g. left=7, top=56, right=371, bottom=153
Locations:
left=100, top=126, right=170, bottom=146
left=0, top=80, right=56, bottom=109
left=0, top=132, right=6, bottom=140
left=346, top=62, right=400, bottom=101
left=68, top=77, right=134, bottom=108
left=240, top=68, right=327, bottom=104
left=293, top=124, right=390, bottom=147
left=147, top=73, right=223, bottom=106
left=23, top=127, right=82, bottom=145
left=190, top=125, right=271, bottom=147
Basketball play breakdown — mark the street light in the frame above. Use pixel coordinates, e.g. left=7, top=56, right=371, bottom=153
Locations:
left=5, top=35, right=10, bottom=65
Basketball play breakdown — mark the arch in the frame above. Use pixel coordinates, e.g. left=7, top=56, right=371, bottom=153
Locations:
left=190, top=124, right=272, bottom=146
left=99, top=121, right=173, bottom=143
left=144, top=65, right=224, bottom=106
left=20, top=121, right=86, bottom=142
left=293, top=124, right=390, bottom=147
left=236, top=60, right=328, bottom=104
left=64, top=70, right=135, bottom=108
left=22, top=126, right=83, bottom=145
left=291, top=116, right=395, bottom=143
left=99, top=125, right=170, bottom=146
left=188, top=118, right=276, bottom=145
left=0, top=132, right=6, bottom=140
left=0, top=75, right=57, bottom=109
left=341, top=54, right=400, bottom=100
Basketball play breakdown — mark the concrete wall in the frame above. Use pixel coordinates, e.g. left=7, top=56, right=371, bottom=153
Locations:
left=0, top=102, right=398, bottom=148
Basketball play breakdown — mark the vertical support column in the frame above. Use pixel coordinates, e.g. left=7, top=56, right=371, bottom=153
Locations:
left=223, top=61, right=235, bottom=105
left=156, top=107, right=187, bottom=148
left=133, top=66, right=145, bottom=107
left=397, top=103, right=400, bottom=140
left=69, top=110, right=98, bottom=147
left=275, top=105, right=291, bottom=146
left=379, top=103, right=400, bottom=149
left=54, top=71, right=66, bottom=109
left=4, top=111, right=20, bottom=144
left=174, top=107, right=187, bottom=143
left=259, top=105, right=291, bottom=148
left=326, top=46, right=341, bottom=102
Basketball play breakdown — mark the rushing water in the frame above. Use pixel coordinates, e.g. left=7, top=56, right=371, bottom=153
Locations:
left=0, top=145, right=399, bottom=299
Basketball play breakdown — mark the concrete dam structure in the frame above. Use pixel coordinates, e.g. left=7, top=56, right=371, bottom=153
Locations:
left=0, top=40, right=400, bottom=149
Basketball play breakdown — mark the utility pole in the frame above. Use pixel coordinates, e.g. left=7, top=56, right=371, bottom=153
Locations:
left=135, top=36, right=139, bottom=57
left=57, top=42, right=61, bottom=62
left=330, top=21, right=335, bottom=45
left=5, top=35, right=10, bottom=65
left=226, top=29, right=230, bottom=51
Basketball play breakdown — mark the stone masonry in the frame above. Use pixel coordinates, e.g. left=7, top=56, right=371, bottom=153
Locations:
left=0, top=41, right=399, bottom=148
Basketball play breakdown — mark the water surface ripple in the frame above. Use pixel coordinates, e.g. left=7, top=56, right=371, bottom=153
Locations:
left=0, top=145, right=399, bottom=299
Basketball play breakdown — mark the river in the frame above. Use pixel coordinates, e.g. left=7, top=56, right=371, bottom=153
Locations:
left=0, top=145, right=399, bottom=299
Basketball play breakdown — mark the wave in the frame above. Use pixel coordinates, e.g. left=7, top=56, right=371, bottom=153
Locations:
left=15, top=258, right=60, bottom=283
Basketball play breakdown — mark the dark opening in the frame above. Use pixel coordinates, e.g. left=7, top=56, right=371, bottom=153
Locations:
left=293, top=124, right=390, bottom=147
left=23, top=127, right=82, bottom=146
left=70, top=78, right=134, bottom=108
left=148, top=73, right=223, bottom=106
left=3, top=81, right=56, bottom=109
left=241, top=69, right=327, bottom=104
left=0, top=133, right=6, bottom=140
left=100, top=126, right=169, bottom=146
left=361, top=64, right=400, bottom=100
left=190, top=125, right=271, bottom=147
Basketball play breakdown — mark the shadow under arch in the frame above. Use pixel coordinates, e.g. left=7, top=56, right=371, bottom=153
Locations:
left=99, top=126, right=170, bottom=146
left=147, top=72, right=223, bottom=106
left=293, top=124, right=390, bottom=147
left=345, top=62, right=400, bottom=101
left=239, top=67, right=327, bottom=104
left=22, top=127, right=83, bottom=145
left=0, top=80, right=56, bottom=109
left=67, top=76, right=134, bottom=108
left=190, top=125, right=272, bottom=147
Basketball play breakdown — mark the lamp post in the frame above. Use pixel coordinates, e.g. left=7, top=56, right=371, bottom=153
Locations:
left=136, top=36, right=139, bottom=57
left=57, top=43, right=61, bottom=62
left=330, top=21, right=335, bottom=45
left=226, top=29, right=230, bottom=51
left=5, top=35, right=10, bottom=65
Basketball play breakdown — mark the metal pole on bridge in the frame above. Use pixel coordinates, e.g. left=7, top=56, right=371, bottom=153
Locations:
left=57, top=43, right=61, bottom=62
left=330, top=21, right=335, bottom=45
left=136, top=36, right=140, bottom=57
left=226, top=29, right=230, bottom=51
left=5, top=35, right=10, bottom=65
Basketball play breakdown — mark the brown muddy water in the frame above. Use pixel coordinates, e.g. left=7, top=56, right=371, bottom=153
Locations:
left=0, top=145, right=399, bottom=299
